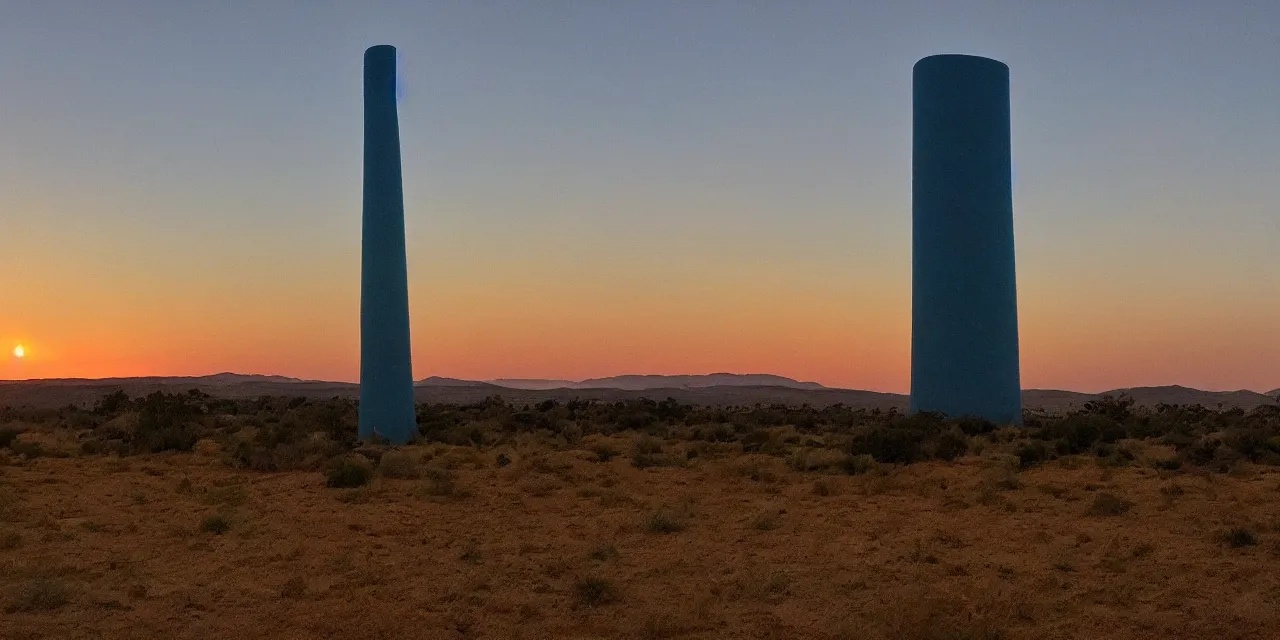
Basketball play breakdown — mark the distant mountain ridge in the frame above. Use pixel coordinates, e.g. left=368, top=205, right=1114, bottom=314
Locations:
left=1, top=373, right=1276, bottom=412
left=0, top=372, right=305, bottom=386
left=487, top=373, right=825, bottom=391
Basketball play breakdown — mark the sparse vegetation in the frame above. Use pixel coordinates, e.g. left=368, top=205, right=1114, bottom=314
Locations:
left=419, top=467, right=465, bottom=498
left=645, top=507, right=689, bottom=534
left=377, top=451, right=420, bottom=478
left=200, top=514, right=231, bottom=535
left=1221, top=527, right=1259, bottom=548
left=326, top=457, right=373, bottom=488
left=575, top=575, right=620, bottom=607
left=279, top=576, right=307, bottom=599
left=5, top=579, right=72, bottom=613
left=2, top=390, right=1276, bottom=480
left=1086, top=492, right=1134, bottom=517
left=1, top=389, right=1279, bottom=637
left=588, top=542, right=619, bottom=562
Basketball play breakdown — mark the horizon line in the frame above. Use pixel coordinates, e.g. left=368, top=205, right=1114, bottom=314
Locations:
left=1, top=370, right=1276, bottom=396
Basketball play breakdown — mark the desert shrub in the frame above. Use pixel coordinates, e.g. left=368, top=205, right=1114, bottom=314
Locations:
left=132, top=391, right=207, bottom=453
left=1016, top=440, right=1049, bottom=468
left=842, top=453, right=879, bottom=475
left=931, top=427, right=970, bottom=461
left=9, top=440, right=43, bottom=458
left=787, top=447, right=848, bottom=472
left=1221, top=527, right=1258, bottom=548
left=0, top=429, right=20, bottom=449
left=644, top=508, right=688, bottom=534
left=200, top=514, right=230, bottom=535
left=1086, top=492, right=1133, bottom=517
left=1083, top=394, right=1135, bottom=423
left=848, top=425, right=923, bottom=464
left=630, top=436, right=670, bottom=468
left=5, top=579, right=72, bottom=613
left=588, top=442, right=620, bottom=462
left=750, top=511, right=781, bottom=531
left=279, top=576, right=307, bottom=599
left=575, top=575, right=620, bottom=606
left=93, top=389, right=132, bottom=416
left=588, top=543, right=619, bottom=562
left=730, top=456, right=783, bottom=482
left=420, top=467, right=468, bottom=499
left=326, top=457, right=373, bottom=488
left=378, top=451, right=420, bottom=478
left=953, top=415, right=999, bottom=436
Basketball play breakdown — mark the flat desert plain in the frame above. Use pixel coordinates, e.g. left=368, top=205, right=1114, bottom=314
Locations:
left=1, top=438, right=1278, bottom=639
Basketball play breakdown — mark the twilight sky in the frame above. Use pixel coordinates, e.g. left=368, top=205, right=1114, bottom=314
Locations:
left=2, top=1, right=1278, bottom=393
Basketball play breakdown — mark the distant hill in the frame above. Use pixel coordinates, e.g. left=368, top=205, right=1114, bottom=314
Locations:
left=576, top=373, right=826, bottom=390
left=1269, top=389, right=1280, bottom=400
left=415, top=376, right=498, bottom=388
left=1109, top=386, right=1276, bottom=410
left=0, top=374, right=1276, bottom=412
left=487, top=379, right=576, bottom=390
left=489, top=373, right=825, bottom=391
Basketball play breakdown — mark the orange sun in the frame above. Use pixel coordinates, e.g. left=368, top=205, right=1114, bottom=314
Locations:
left=12, top=345, right=24, bottom=359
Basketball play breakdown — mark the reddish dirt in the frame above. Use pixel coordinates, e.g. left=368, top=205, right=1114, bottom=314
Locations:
left=2, top=440, right=1278, bottom=639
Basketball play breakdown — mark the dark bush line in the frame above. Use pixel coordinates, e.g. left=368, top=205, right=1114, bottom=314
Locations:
left=3, top=391, right=1279, bottom=474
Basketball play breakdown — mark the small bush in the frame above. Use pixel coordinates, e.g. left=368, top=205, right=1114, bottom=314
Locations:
left=1222, top=528, right=1258, bottom=548
left=0, top=429, right=21, bottom=449
left=588, top=542, right=619, bottom=562
left=200, top=514, right=230, bottom=535
left=5, top=579, right=72, bottom=613
left=1016, top=441, right=1049, bottom=468
left=420, top=467, right=465, bottom=498
left=842, top=453, right=879, bottom=475
left=1086, top=492, right=1133, bottom=517
left=10, top=440, right=44, bottom=458
left=279, top=576, right=307, bottom=599
left=644, top=508, right=688, bottom=534
left=931, top=427, right=970, bottom=461
left=326, top=457, right=373, bottom=488
left=750, top=511, right=780, bottom=531
left=377, top=451, right=419, bottom=478
left=575, top=575, right=620, bottom=607
left=731, top=457, right=783, bottom=482
left=631, top=436, right=678, bottom=468
left=459, top=542, right=483, bottom=564
left=590, top=443, right=619, bottom=463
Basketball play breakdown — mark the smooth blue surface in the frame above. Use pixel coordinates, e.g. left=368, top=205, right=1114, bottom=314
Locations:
left=359, top=45, right=416, bottom=444
left=910, top=54, right=1022, bottom=424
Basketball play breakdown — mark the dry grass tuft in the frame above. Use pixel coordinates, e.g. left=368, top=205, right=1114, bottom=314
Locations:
left=5, top=579, right=72, bottom=613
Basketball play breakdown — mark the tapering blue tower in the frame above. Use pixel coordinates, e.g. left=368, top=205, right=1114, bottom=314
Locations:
left=910, top=54, right=1022, bottom=425
left=359, top=45, right=416, bottom=444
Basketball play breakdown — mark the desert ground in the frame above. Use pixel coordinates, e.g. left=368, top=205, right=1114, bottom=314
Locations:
left=2, top=430, right=1278, bottom=640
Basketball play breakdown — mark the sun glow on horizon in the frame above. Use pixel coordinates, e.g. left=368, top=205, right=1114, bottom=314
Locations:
left=13, top=345, right=25, bottom=359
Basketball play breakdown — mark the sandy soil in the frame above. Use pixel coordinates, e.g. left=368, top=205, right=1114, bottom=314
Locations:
left=1, top=440, right=1278, bottom=639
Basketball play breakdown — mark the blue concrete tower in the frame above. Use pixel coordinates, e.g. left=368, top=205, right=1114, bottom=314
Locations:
left=910, top=54, right=1022, bottom=425
left=359, top=45, right=417, bottom=444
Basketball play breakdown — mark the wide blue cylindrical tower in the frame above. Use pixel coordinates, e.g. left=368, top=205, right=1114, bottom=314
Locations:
left=910, top=54, right=1022, bottom=425
left=359, top=45, right=417, bottom=444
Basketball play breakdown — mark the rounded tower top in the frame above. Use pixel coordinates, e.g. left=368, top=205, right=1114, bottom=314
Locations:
left=914, top=54, right=1008, bottom=75
left=364, top=45, right=397, bottom=65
